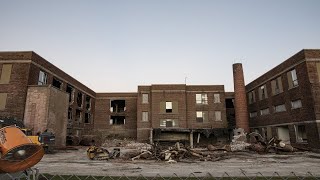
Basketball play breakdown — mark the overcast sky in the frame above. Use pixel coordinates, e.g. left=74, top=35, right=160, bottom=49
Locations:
left=1, top=1, right=319, bottom=92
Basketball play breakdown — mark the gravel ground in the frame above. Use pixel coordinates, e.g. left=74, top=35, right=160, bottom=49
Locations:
left=34, top=147, right=320, bottom=177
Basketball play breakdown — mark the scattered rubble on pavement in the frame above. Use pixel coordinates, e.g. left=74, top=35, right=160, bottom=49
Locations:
left=85, top=129, right=302, bottom=163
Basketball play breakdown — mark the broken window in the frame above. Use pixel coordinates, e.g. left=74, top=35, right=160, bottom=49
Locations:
left=277, top=126, right=290, bottom=143
left=260, top=108, right=270, bottom=116
left=249, top=111, right=257, bottom=118
left=271, top=76, right=283, bottom=95
left=196, top=94, right=208, bottom=104
left=215, top=111, right=222, bottom=121
left=142, top=112, right=148, bottom=122
left=75, top=110, right=82, bottom=122
left=214, top=94, right=220, bottom=103
left=160, top=119, right=178, bottom=128
left=295, top=125, right=307, bottom=143
left=52, top=77, right=62, bottom=89
left=77, top=92, right=83, bottom=108
left=110, top=116, right=125, bottom=125
left=248, top=91, right=256, bottom=104
left=287, top=69, right=298, bottom=89
left=142, top=94, right=149, bottom=104
left=291, top=99, right=302, bottom=109
left=225, top=98, right=234, bottom=108
left=85, top=113, right=91, bottom=123
left=110, top=100, right=125, bottom=113
left=38, top=70, right=47, bottom=85
left=0, top=93, right=8, bottom=110
left=85, top=96, right=91, bottom=110
left=258, top=84, right=268, bottom=100
left=66, top=84, right=75, bottom=103
left=274, top=104, right=286, bottom=113
left=68, top=108, right=73, bottom=120
left=166, top=101, right=172, bottom=113
left=196, top=111, right=208, bottom=123
left=0, top=64, right=12, bottom=84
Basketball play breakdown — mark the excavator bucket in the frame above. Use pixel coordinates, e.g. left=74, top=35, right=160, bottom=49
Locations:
left=0, top=126, right=44, bottom=173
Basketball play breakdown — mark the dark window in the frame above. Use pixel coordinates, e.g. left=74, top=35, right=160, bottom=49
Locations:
left=110, top=100, right=125, bottom=113
left=110, top=116, right=125, bottom=125
left=77, top=92, right=83, bottom=107
left=52, top=77, right=62, bottom=89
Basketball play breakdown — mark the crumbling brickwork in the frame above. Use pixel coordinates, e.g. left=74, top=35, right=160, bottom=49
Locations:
left=94, top=93, right=137, bottom=139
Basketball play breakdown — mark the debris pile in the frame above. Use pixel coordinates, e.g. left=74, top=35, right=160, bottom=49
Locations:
left=230, top=129, right=251, bottom=152
left=249, top=132, right=296, bottom=153
left=130, top=142, right=229, bottom=163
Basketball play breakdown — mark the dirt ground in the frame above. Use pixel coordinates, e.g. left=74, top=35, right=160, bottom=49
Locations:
left=35, top=146, right=320, bottom=177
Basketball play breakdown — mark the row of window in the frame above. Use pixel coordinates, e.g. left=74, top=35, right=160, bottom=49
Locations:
left=248, top=69, right=298, bottom=104
left=141, top=93, right=221, bottom=104
left=39, top=70, right=92, bottom=110
left=249, top=99, right=302, bottom=118
left=141, top=111, right=222, bottom=122
left=68, top=108, right=92, bottom=124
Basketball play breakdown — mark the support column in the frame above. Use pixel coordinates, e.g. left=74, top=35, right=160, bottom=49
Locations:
left=189, top=131, right=194, bottom=148
left=149, top=129, right=153, bottom=144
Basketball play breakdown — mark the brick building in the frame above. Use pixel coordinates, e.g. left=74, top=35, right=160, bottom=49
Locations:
left=1, top=49, right=320, bottom=149
left=136, top=84, right=229, bottom=146
left=94, top=93, right=137, bottom=139
left=246, top=49, right=320, bottom=148
left=0, top=51, right=95, bottom=146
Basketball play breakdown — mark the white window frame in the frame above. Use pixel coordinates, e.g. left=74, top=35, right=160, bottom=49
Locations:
left=291, top=69, right=298, bottom=87
left=291, top=99, right=302, bottom=109
left=38, top=70, right=48, bottom=85
left=196, top=93, right=208, bottom=104
left=215, top=111, right=222, bottom=121
left=214, top=94, right=220, bottom=103
left=142, top=94, right=149, bottom=104
left=142, top=111, right=148, bottom=122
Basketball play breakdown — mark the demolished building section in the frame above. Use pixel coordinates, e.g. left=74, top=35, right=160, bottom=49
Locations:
left=94, top=93, right=137, bottom=139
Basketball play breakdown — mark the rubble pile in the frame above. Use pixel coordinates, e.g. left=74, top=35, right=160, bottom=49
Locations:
left=86, top=130, right=299, bottom=162
left=230, top=131, right=251, bottom=152
left=129, top=142, right=229, bottom=163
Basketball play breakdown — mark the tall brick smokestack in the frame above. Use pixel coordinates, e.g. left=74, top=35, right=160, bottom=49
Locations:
left=232, top=63, right=249, bottom=133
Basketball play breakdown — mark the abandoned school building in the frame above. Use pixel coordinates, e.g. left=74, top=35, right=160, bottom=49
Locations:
left=0, top=49, right=320, bottom=149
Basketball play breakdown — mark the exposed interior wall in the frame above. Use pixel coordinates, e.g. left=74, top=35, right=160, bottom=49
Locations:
left=24, top=85, right=68, bottom=147
left=47, top=86, right=68, bottom=147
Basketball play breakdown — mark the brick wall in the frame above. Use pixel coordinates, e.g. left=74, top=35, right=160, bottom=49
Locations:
left=246, top=49, right=320, bottom=148
left=0, top=63, right=30, bottom=120
left=94, top=93, right=137, bottom=139
left=0, top=51, right=95, bottom=138
left=137, top=85, right=228, bottom=141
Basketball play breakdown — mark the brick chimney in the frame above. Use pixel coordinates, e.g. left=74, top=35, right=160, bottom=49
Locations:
left=232, top=63, right=249, bottom=133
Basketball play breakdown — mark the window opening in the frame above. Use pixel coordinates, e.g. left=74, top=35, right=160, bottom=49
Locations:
left=110, top=116, right=125, bottom=125
left=110, top=100, right=126, bottom=113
